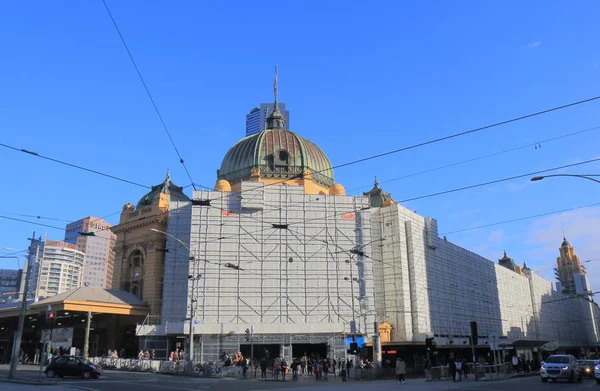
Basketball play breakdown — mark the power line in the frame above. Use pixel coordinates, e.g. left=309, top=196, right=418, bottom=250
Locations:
left=0, top=141, right=150, bottom=189
left=441, top=201, right=600, bottom=235
left=211, top=94, right=600, bottom=201
left=348, top=125, right=600, bottom=193
left=101, top=0, right=209, bottom=192
left=0, top=215, right=65, bottom=231
left=0, top=212, right=72, bottom=223
left=398, top=156, right=600, bottom=203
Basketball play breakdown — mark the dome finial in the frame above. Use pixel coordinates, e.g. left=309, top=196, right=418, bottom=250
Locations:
left=267, top=66, right=286, bottom=129
left=162, top=170, right=171, bottom=195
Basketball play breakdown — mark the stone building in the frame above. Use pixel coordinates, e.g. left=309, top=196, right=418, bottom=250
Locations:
left=111, top=172, right=190, bottom=324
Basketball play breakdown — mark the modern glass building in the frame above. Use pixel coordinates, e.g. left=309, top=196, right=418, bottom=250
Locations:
left=245, top=103, right=289, bottom=136
left=0, top=269, right=22, bottom=304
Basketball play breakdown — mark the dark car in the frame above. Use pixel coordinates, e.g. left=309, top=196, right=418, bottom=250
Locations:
left=45, top=355, right=103, bottom=379
left=576, top=359, right=599, bottom=379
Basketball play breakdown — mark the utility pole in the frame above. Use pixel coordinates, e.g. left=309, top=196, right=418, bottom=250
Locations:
left=250, top=325, right=254, bottom=377
left=83, top=311, right=92, bottom=358
left=8, top=232, right=36, bottom=379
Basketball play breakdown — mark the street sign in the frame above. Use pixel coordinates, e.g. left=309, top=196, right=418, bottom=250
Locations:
left=41, top=329, right=51, bottom=343
left=488, top=332, right=499, bottom=351
left=350, top=320, right=356, bottom=334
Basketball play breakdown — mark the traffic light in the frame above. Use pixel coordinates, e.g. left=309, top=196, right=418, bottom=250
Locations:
left=425, top=337, right=434, bottom=351
left=245, top=328, right=250, bottom=341
left=48, top=312, right=55, bottom=320
left=349, top=342, right=360, bottom=355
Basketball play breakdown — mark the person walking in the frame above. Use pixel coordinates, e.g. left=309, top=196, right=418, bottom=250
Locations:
left=448, top=359, right=457, bottom=382
left=260, top=358, right=268, bottom=379
left=395, top=357, right=406, bottom=384
left=424, top=357, right=432, bottom=382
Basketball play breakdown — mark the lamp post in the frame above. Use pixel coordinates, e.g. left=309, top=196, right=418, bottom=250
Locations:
left=530, top=174, right=600, bottom=185
left=149, top=228, right=197, bottom=372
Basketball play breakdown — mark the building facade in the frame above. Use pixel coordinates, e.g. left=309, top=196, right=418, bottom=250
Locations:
left=245, top=103, right=289, bottom=136
left=132, top=89, right=599, bottom=364
left=36, top=240, right=85, bottom=299
left=554, top=237, right=589, bottom=295
left=110, top=172, right=190, bottom=325
left=0, top=269, right=22, bottom=304
left=64, top=217, right=116, bottom=288
left=368, top=190, right=599, bottom=357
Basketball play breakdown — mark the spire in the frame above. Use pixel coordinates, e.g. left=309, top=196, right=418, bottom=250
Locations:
left=503, top=250, right=507, bottom=258
left=374, top=176, right=379, bottom=188
left=267, top=66, right=286, bottom=130
left=162, top=170, right=171, bottom=195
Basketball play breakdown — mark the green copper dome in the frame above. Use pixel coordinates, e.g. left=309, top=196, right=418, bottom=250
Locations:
left=217, top=128, right=335, bottom=188
left=136, top=171, right=190, bottom=209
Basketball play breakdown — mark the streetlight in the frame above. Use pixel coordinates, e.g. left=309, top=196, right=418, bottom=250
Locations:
left=530, top=174, right=600, bottom=184
left=149, top=228, right=197, bottom=372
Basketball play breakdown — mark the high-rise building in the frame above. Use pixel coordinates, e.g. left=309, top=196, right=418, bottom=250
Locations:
left=245, top=103, right=289, bottom=136
left=36, top=240, right=84, bottom=299
left=0, top=269, right=22, bottom=304
left=65, top=217, right=116, bottom=288
left=554, top=237, right=589, bottom=295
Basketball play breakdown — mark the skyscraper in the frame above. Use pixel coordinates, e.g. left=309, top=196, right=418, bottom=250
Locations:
left=64, top=217, right=116, bottom=288
left=245, top=103, right=290, bottom=136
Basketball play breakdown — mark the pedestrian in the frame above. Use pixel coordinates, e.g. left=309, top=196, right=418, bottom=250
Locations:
left=260, top=358, right=267, bottom=379
left=455, top=358, right=462, bottom=382
left=424, top=357, right=432, bottom=382
left=395, top=357, right=406, bottom=384
left=448, top=359, right=457, bottom=382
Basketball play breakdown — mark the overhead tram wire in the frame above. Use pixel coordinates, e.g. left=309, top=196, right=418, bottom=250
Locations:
left=440, top=201, right=600, bottom=235
left=0, top=215, right=66, bottom=231
left=0, top=212, right=73, bottom=223
left=101, top=0, right=210, bottom=192
left=0, top=141, right=150, bottom=189
left=208, top=94, right=600, bottom=202
left=347, top=125, right=600, bottom=193
left=196, top=157, right=600, bottom=250
left=241, top=155, right=600, bottom=224
left=398, top=156, right=600, bottom=203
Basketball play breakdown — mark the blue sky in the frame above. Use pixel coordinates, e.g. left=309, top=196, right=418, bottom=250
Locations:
left=1, top=1, right=599, bottom=288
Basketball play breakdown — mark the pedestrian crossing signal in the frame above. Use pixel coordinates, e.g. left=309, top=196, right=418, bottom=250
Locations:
left=425, top=337, right=434, bottom=351
left=349, top=342, right=360, bottom=355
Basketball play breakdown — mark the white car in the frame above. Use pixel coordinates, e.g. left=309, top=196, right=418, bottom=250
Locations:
left=540, top=355, right=582, bottom=383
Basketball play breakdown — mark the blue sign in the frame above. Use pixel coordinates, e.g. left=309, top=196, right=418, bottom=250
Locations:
left=345, top=337, right=365, bottom=348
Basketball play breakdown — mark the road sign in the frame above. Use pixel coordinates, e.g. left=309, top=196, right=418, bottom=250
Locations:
left=350, top=321, right=356, bottom=334
left=41, top=329, right=51, bottom=343
left=488, top=332, right=499, bottom=351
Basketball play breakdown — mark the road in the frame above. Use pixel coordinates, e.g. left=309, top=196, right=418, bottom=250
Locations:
left=1, top=369, right=599, bottom=391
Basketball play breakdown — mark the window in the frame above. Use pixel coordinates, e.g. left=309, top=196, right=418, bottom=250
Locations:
left=128, top=250, right=144, bottom=268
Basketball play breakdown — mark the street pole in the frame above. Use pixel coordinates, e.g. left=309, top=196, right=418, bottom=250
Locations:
left=250, top=325, right=254, bottom=377
left=83, top=311, right=92, bottom=358
left=8, top=233, right=36, bottom=379
left=188, top=253, right=195, bottom=373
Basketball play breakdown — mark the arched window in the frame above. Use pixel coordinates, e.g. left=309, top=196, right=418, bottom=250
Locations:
left=128, top=250, right=144, bottom=268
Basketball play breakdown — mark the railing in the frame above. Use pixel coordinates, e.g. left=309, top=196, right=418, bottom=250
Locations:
left=431, top=362, right=513, bottom=381
left=89, top=357, right=227, bottom=377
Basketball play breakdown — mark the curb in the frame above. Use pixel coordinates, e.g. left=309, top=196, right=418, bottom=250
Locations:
left=0, top=379, right=58, bottom=386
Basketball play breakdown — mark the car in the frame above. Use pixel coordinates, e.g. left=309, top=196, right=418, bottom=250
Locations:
left=576, top=359, right=598, bottom=379
left=45, top=355, right=103, bottom=379
left=540, top=354, right=582, bottom=383
left=595, top=362, right=600, bottom=384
